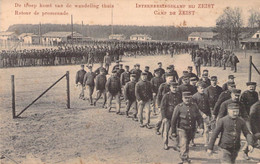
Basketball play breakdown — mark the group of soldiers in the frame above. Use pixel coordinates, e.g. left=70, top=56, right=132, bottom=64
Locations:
left=0, top=40, right=198, bottom=68
left=191, top=47, right=240, bottom=76
left=76, top=59, right=259, bottom=163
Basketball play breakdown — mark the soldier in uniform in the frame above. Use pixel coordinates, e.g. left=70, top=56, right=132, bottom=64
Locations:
left=94, top=62, right=108, bottom=76
left=187, top=66, right=199, bottom=81
left=160, top=82, right=182, bottom=150
left=155, top=74, right=173, bottom=134
left=151, top=71, right=165, bottom=115
left=124, top=74, right=138, bottom=120
left=178, top=76, right=197, bottom=95
left=154, top=62, right=165, bottom=78
left=230, top=53, right=239, bottom=73
left=192, top=82, right=211, bottom=147
left=222, top=75, right=236, bottom=91
left=171, top=92, right=204, bottom=164
left=178, top=71, right=189, bottom=85
left=130, top=64, right=142, bottom=82
left=205, top=76, right=223, bottom=118
left=199, top=73, right=211, bottom=88
left=83, top=66, right=96, bottom=105
left=213, top=82, right=236, bottom=117
left=106, top=70, right=122, bottom=114
left=103, top=52, right=112, bottom=72
left=144, top=66, right=153, bottom=81
left=207, top=103, right=254, bottom=164
left=194, top=53, right=202, bottom=77
left=217, top=89, right=250, bottom=130
left=75, top=65, right=86, bottom=99
left=120, top=65, right=131, bottom=87
left=240, top=82, right=258, bottom=115
left=135, top=72, right=153, bottom=128
left=93, top=68, right=107, bottom=108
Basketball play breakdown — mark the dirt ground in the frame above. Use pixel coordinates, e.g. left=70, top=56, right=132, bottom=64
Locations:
left=0, top=51, right=260, bottom=164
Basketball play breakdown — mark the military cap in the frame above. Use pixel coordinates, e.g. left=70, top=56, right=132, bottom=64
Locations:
left=182, top=92, right=192, bottom=97
left=169, top=82, right=178, bottom=88
left=183, top=71, right=189, bottom=74
left=246, top=82, right=257, bottom=86
left=130, top=74, right=136, bottom=78
left=145, top=66, right=149, bottom=68
left=228, top=103, right=240, bottom=110
left=112, top=70, right=117, bottom=73
left=228, top=75, right=235, bottom=79
left=210, top=76, right=217, bottom=81
left=88, top=66, right=92, bottom=69
left=188, top=66, right=193, bottom=69
left=197, top=81, right=207, bottom=88
left=141, top=72, right=148, bottom=76
left=158, top=62, right=162, bottom=64
left=169, top=65, right=174, bottom=68
left=190, top=77, right=197, bottom=81
left=135, top=64, right=140, bottom=67
left=231, top=89, right=241, bottom=95
left=166, top=66, right=171, bottom=70
left=125, top=65, right=129, bottom=68
left=203, top=69, right=209, bottom=72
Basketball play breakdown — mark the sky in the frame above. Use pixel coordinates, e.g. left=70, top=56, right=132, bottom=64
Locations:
left=0, top=0, right=259, bottom=31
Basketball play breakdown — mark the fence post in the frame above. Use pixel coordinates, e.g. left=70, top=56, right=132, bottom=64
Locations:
left=66, top=71, right=70, bottom=109
left=249, top=56, right=252, bottom=82
left=11, top=75, right=16, bottom=118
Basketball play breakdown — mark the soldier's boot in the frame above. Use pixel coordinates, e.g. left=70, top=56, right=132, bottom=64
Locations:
left=243, top=150, right=250, bottom=160
left=132, top=114, right=138, bottom=121
left=164, top=144, right=169, bottom=150
left=93, top=101, right=96, bottom=106
left=90, top=97, right=93, bottom=105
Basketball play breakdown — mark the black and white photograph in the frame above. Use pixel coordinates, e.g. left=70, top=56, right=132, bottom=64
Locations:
left=0, top=0, right=260, bottom=163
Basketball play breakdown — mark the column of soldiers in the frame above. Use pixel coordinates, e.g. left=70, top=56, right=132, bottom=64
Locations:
left=0, top=40, right=198, bottom=68
left=191, top=47, right=240, bottom=76
left=76, top=59, right=260, bottom=164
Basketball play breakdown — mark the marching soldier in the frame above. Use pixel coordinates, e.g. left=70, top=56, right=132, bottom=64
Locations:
left=93, top=68, right=107, bottom=108
left=213, top=82, right=236, bottom=117
left=205, top=76, right=223, bottom=115
left=222, top=75, right=236, bottom=91
left=83, top=66, right=96, bottom=105
left=106, top=70, right=122, bottom=114
left=155, top=74, right=173, bottom=134
left=178, top=75, right=197, bottom=95
left=135, top=72, right=153, bottom=128
left=194, top=53, right=202, bottom=77
left=207, top=103, right=254, bottom=164
left=240, top=82, right=258, bottom=115
left=124, top=74, right=138, bottom=120
left=160, top=82, right=182, bottom=150
left=171, top=92, right=204, bottom=164
left=230, top=53, right=239, bottom=73
left=120, top=65, right=131, bottom=87
left=130, top=64, right=142, bottom=82
left=154, top=62, right=165, bottom=78
left=192, top=82, right=211, bottom=148
left=144, top=66, right=153, bottom=81
left=187, top=66, right=199, bottom=81
left=103, top=52, right=112, bottom=72
left=75, top=65, right=86, bottom=99
left=151, top=71, right=164, bottom=115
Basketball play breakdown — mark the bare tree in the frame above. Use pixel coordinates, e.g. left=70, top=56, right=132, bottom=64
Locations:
left=248, top=9, right=260, bottom=28
left=214, top=7, right=243, bottom=49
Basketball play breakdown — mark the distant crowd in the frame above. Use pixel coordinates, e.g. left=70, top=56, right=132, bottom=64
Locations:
left=0, top=40, right=197, bottom=68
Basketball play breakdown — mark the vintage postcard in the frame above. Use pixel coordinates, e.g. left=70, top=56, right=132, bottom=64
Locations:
left=0, top=0, right=260, bottom=163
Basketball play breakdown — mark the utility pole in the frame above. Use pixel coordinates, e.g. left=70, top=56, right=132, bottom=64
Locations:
left=39, top=22, right=42, bottom=45
left=111, top=8, right=114, bottom=35
left=71, top=15, right=73, bottom=45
